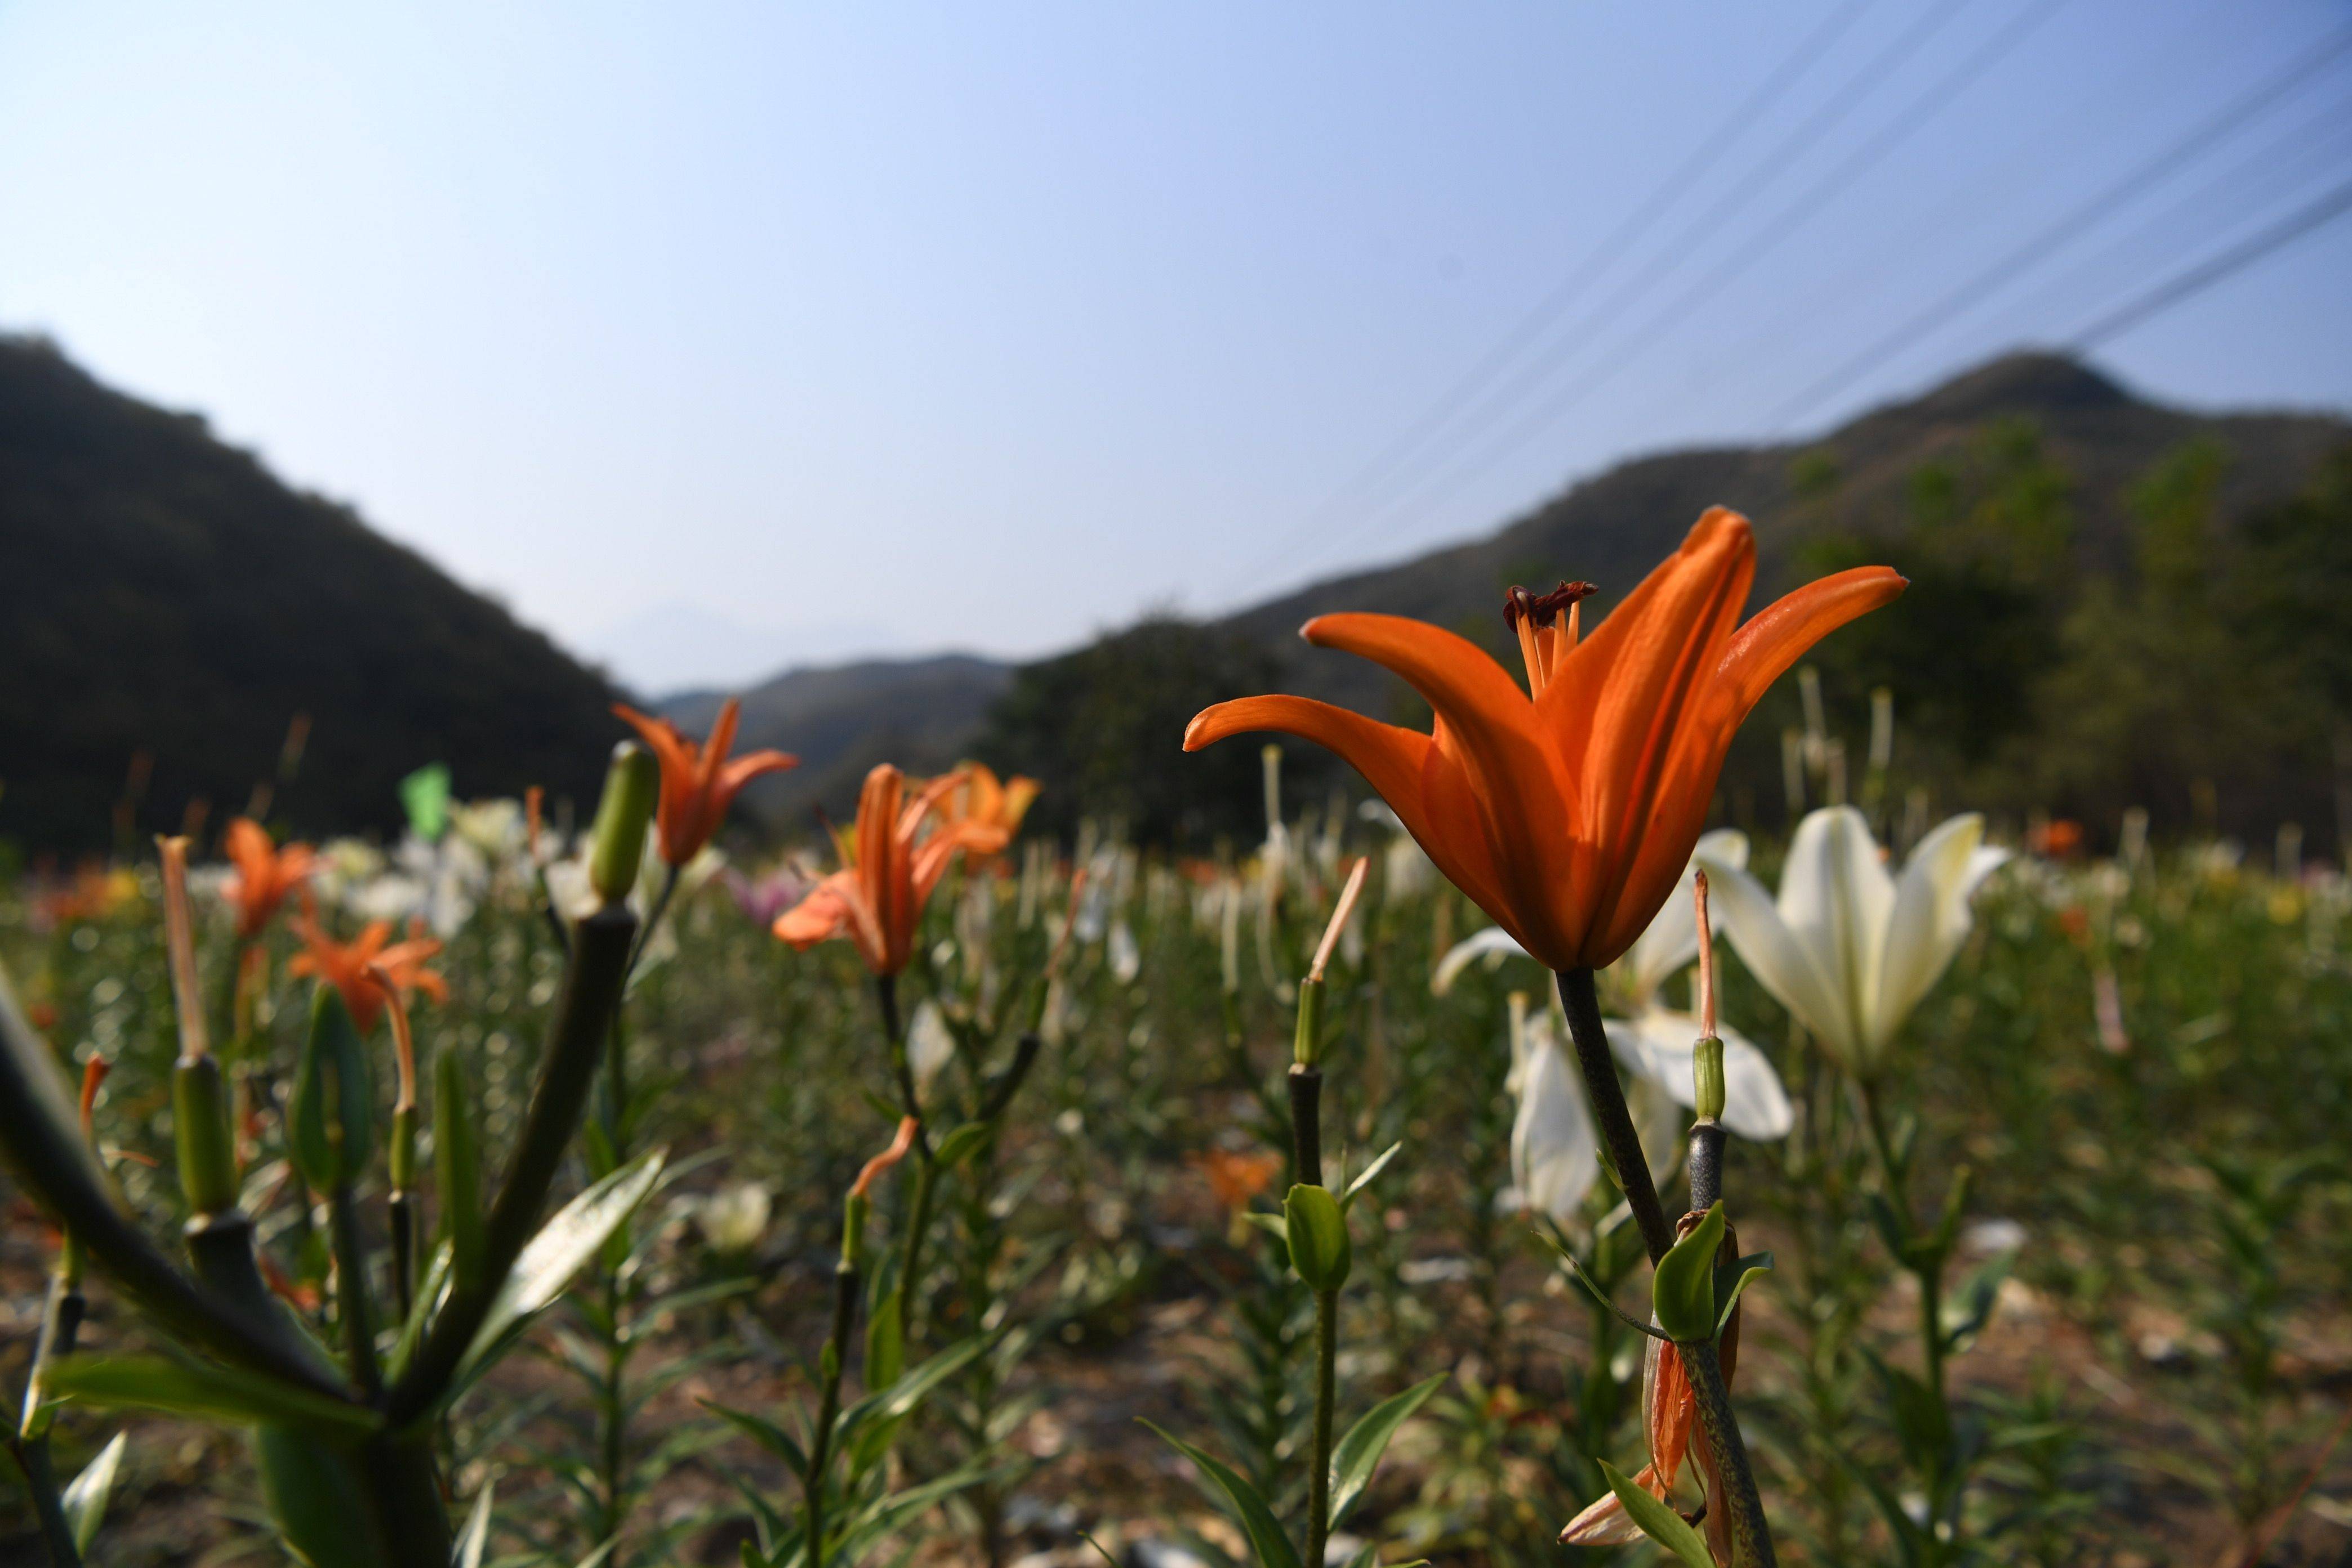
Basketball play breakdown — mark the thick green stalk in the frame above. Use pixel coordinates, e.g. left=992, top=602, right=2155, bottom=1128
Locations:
left=804, top=1261, right=861, bottom=1567
left=1555, top=969, right=1675, bottom=1262
left=387, top=903, right=636, bottom=1426
left=328, top=1185, right=382, bottom=1400
left=1682, top=1337, right=1776, bottom=1567
left=1307, top=1286, right=1338, bottom=1568
left=0, top=977, right=350, bottom=1400
left=895, top=1152, right=938, bottom=1352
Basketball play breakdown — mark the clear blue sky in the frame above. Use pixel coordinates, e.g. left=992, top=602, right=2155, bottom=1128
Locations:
left=4, top=1, right=2348, bottom=692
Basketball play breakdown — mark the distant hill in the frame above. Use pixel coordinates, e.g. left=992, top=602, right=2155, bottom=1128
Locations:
left=663, top=656, right=1013, bottom=831
left=725, top=352, right=2350, bottom=849
left=0, top=335, right=623, bottom=853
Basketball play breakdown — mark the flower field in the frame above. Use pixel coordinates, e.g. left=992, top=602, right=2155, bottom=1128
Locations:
left=3, top=517, right=2348, bottom=1566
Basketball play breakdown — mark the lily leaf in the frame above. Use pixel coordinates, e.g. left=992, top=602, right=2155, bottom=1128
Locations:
left=1329, top=1371, right=1446, bottom=1525
left=61, top=1431, right=127, bottom=1552
left=700, top=1398, right=809, bottom=1481
left=1140, top=1422, right=1302, bottom=1568
left=453, top=1482, right=493, bottom=1568
left=1597, top=1459, right=1712, bottom=1568
left=1650, top=1202, right=1724, bottom=1343
left=456, top=1150, right=666, bottom=1384
left=1340, top=1141, right=1403, bottom=1210
left=45, top=1354, right=378, bottom=1435
left=1714, top=1250, right=1774, bottom=1334
left=933, top=1121, right=992, bottom=1169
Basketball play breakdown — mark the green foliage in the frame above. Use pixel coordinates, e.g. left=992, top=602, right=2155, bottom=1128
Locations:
left=975, top=616, right=1295, bottom=846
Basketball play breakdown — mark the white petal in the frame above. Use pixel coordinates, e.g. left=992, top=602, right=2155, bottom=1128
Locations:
left=1705, top=853, right=1862, bottom=1064
left=1615, top=1009, right=1794, bottom=1141
left=1432, top=925, right=1534, bottom=996
left=1780, top=807, right=1895, bottom=1015
left=907, top=1001, right=956, bottom=1102
left=1512, top=1030, right=1598, bottom=1224
left=1627, top=1075, right=1685, bottom=1189
left=1614, top=828, right=1750, bottom=1006
left=1870, top=814, right=2008, bottom=1050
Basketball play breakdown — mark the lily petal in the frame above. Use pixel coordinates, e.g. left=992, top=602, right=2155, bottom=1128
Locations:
left=1705, top=851, right=1861, bottom=1064
left=1511, top=1022, right=1598, bottom=1224
left=1779, top=806, right=1894, bottom=1053
left=1873, top=813, right=2008, bottom=1045
left=1713, top=565, right=1910, bottom=726
left=1431, top=925, right=1534, bottom=996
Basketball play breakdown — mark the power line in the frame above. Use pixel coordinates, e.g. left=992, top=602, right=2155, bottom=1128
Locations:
left=1990, top=96, right=2352, bottom=341
left=1765, top=19, right=2352, bottom=427
left=1358, top=0, right=2066, bottom=548
left=1223, top=0, right=1874, bottom=597
left=1344, top=0, right=1969, bottom=518
left=2067, top=172, right=2352, bottom=348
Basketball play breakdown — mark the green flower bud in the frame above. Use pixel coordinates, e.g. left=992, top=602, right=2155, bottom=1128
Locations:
left=1292, top=975, right=1326, bottom=1068
left=1692, top=1034, right=1726, bottom=1124
left=588, top=742, right=661, bottom=905
left=172, top=1053, right=240, bottom=1218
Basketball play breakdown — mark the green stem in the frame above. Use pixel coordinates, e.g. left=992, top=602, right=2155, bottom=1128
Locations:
left=896, top=1153, right=938, bottom=1353
left=1682, top=1337, right=1777, bottom=1568
left=328, top=1184, right=381, bottom=1400
left=600, top=1266, right=630, bottom=1563
left=1556, top=969, right=1675, bottom=1263
left=804, top=1262, right=860, bottom=1568
left=1307, top=1287, right=1337, bottom=1568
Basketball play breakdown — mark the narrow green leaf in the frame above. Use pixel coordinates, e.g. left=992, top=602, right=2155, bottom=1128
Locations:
left=835, top=1335, right=989, bottom=1469
left=863, top=1288, right=905, bottom=1392
left=1714, top=1251, right=1774, bottom=1334
left=933, top=1121, right=992, bottom=1169
left=1650, top=1202, right=1724, bottom=1343
left=457, top=1150, right=666, bottom=1382
left=61, top=1431, right=127, bottom=1552
left=46, top=1354, right=378, bottom=1434
left=1241, top=1211, right=1289, bottom=1243
left=1139, top=1422, right=1302, bottom=1568
left=453, top=1481, right=493, bottom=1568
left=1339, top=1141, right=1403, bottom=1210
left=700, top=1398, right=810, bottom=1480
left=1284, top=1184, right=1351, bottom=1293
left=1329, top=1371, right=1446, bottom=1525
left=1597, top=1458, right=1712, bottom=1568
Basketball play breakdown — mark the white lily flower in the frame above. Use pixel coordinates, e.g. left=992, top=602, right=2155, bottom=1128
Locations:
left=1442, top=829, right=1794, bottom=1141
left=1511, top=1005, right=1599, bottom=1223
left=1704, top=806, right=2010, bottom=1073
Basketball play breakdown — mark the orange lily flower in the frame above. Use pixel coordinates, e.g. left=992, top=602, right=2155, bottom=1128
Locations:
left=1185, top=509, right=1903, bottom=971
left=1193, top=1147, right=1283, bottom=1212
left=932, top=762, right=1039, bottom=872
left=221, top=817, right=317, bottom=939
left=1561, top=1213, right=1745, bottom=1556
left=773, top=764, right=1010, bottom=976
left=289, top=907, right=447, bottom=1033
left=613, top=697, right=799, bottom=866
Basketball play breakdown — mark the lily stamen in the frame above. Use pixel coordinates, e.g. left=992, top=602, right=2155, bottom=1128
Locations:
left=1503, top=580, right=1596, bottom=696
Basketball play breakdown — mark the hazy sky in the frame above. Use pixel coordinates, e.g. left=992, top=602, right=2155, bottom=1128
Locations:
left=5, top=2, right=2349, bottom=693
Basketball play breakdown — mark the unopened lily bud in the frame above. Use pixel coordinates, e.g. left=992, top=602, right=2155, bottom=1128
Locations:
left=435, top=1045, right=484, bottom=1288
left=587, top=741, right=661, bottom=905
left=172, top=1053, right=239, bottom=1218
left=1284, top=1183, right=1351, bottom=1293
left=1692, top=1034, right=1726, bottom=1124
left=1292, top=975, right=1326, bottom=1068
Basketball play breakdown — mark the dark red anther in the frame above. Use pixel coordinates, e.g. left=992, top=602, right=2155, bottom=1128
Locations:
left=1502, top=580, right=1597, bottom=632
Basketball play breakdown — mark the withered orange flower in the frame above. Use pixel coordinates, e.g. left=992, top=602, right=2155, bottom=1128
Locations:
left=1561, top=1211, right=1745, bottom=1556
left=613, top=697, right=799, bottom=866
left=773, top=764, right=1009, bottom=976
left=289, top=908, right=447, bottom=1034
left=1186, top=509, right=1903, bottom=972
left=221, top=817, right=317, bottom=939
left=1193, top=1147, right=1282, bottom=1212
left=932, top=763, right=1039, bottom=871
